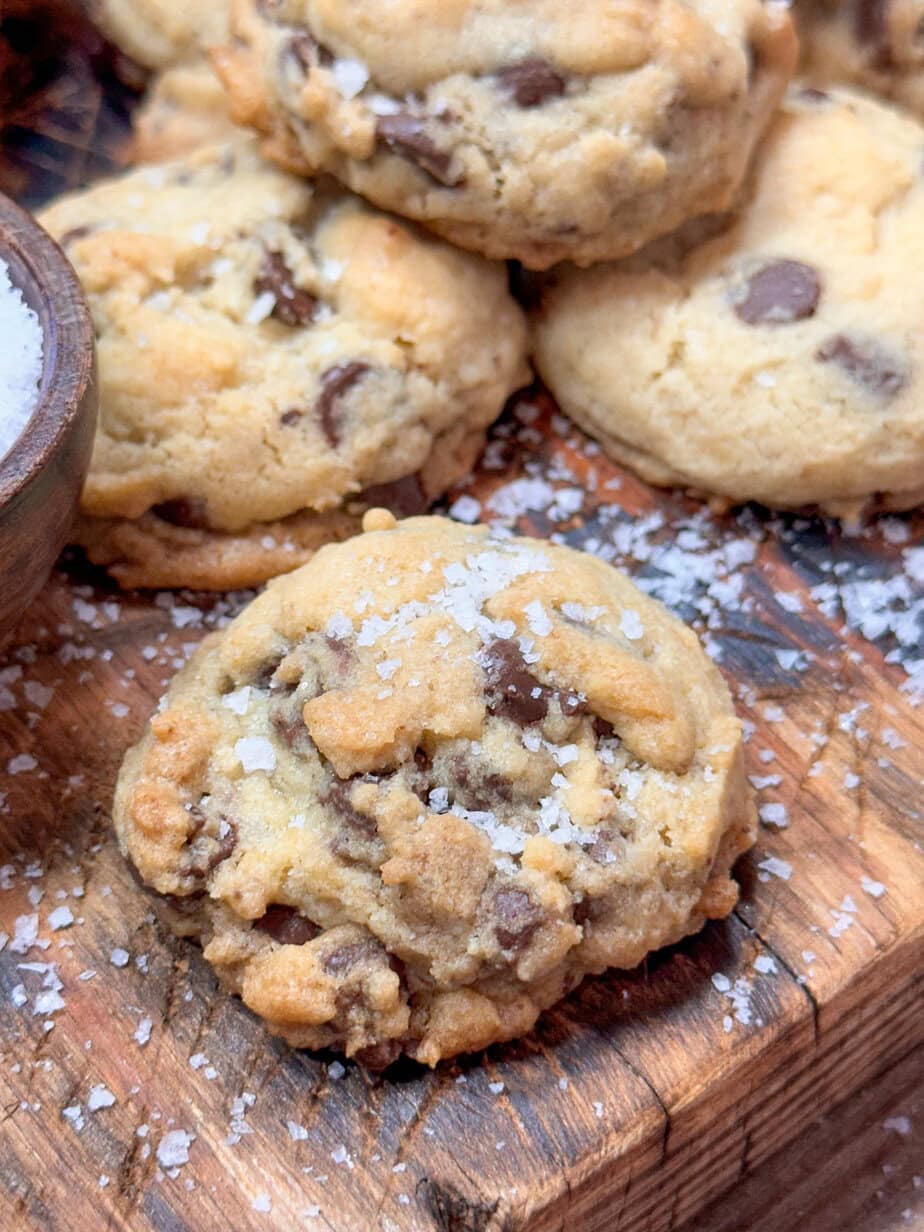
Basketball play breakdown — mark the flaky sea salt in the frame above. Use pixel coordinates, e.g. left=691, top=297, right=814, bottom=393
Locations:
left=0, top=257, right=44, bottom=460
left=235, top=736, right=276, bottom=774
left=157, top=1129, right=194, bottom=1167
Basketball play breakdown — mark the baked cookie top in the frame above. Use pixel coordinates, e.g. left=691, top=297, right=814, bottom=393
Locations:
left=799, top=0, right=924, bottom=118
left=533, top=86, right=924, bottom=518
left=114, top=513, right=753, bottom=1067
left=39, top=139, right=527, bottom=540
left=86, top=0, right=231, bottom=70
left=216, top=0, right=796, bottom=268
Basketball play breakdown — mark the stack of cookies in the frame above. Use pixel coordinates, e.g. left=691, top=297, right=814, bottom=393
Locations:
left=39, top=1, right=922, bottom=1064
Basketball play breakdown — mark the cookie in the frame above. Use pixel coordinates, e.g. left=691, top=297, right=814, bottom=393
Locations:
left=85, top=0, right=230, bottom=71
left=214, top=0, right=797, bottom=270
left=533, top=87, right=924, bottom=519
left=799, top=1, right=924, bottom=118
left=131, top=62, right=241, bottom=163
left=114, top=512, right=753, bottom=1067
left=39, top=140, right=528, bottom=589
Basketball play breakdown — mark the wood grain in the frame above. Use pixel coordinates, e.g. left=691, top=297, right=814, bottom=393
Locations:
left=1, top=18, right=923, bottom=1230
left=0, top=395, right=921, bottom=1231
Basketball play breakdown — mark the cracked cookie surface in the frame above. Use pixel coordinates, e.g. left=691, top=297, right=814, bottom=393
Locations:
left=215, top=0, right=796, bottom=269
left=114, top=513, right=753, bottom=1067
left=533, top=87, right=924, bottom=518
left=798, top=0, right=924, bottom=118
left=39, top=139, right=528, bottom=589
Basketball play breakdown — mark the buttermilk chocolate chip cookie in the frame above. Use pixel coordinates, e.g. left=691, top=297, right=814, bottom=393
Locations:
left=799, top=1, right=924, bottom=118
left=214, top=0, right=797, bottom=269
left=114, top=513, right=754, bottom=1068
left=131, top=62, right=241, bottom=163
left=39, top=140, right=528, bottom=589
left=84, top=0, right=231, bottom=71
left=533, top=87, right=924, bottom=519
left=84, top=1, right=239, bottom=164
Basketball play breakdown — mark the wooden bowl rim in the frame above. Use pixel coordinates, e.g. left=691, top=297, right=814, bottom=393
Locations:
left=0, top=191, right=95, bottom=506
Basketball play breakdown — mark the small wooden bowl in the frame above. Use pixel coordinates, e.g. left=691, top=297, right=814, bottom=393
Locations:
left=0, top=193, right=97, bottom=646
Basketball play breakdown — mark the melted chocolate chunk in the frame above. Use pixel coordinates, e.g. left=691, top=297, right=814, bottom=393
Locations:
left=151, top=497, right=210, bottom=530
left=732, top=260, right=821, bottom=326
left=254, top=250, right=318, bottom=327
left=271, top=707, right=312, bottom=752
left=187, top=819, right=238, bottom=877
left=317, top=362, right=369, bottom=448
left=586, top=829, right=614, bottom=867
left=452, top=759, right=513, bottom=813
left=560, top=692, right=586, bottom=718
left=496, top=58, right=566, bottom=107
left=493, top=887, right=543, bottom=952
left=280, top=408, right=303, bottom=426
left=255, top=904, right=320, bottom=945
left=353, top=1039, right=402, bottom=1070
left=816, top=333, right=908, bottom=398
left=375, top=113, right=458, bottom=185
left=323, top=938, right=377, bottom=975
left=326, top=780, right=378, bottom=837
left=482, top=639, right=549, bottom=726
left=359, top=473, right=428, bottom=516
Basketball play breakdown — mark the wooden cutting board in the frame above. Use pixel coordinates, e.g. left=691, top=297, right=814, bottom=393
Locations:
left=1, top=10, right=922, bottom=1230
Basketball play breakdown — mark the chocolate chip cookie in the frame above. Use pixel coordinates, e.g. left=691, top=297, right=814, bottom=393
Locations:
left=533, top=86, right=924, bottom=518
left=114, top=512, right=753, bottom=1067
left=799, top=1, right=924, bottom=118
left=85, top=0, right=230, bottom=71
left=214, top=0, right=797, bottom=269
left=39, top=140, right=528, bottom=589
left=131, top=62, right=241, bottom=163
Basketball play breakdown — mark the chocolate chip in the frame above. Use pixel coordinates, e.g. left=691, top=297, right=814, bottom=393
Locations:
left=732, top=260, right=821, bottom=325
left=255, top=904, right=320, bottom=945
left=317, top=362, right=369, bottom=448
left=375, top=113, right=459, bottom=185
left=560, top=692, right=586, bottom=718
left=585, top=829, right=614, bottom=867
left=452, top=759, right=513, bottom=813
left=271, top=707, right=312, bottom=752
left=326, top=780, right=377, bottom=838
left=151, top=497, right=210, bottom=530
left=592, top=716, right=616, bottom=742
left=187, top=818, right=238, bottom=876
left=493, top=887, right=543, bottom=952
left=280, top=408, right=303, bottom=426
left=254, top=250, right=318, bottom=327
left=353, top=1039, right=402, bottom=1070
left=323, top=939, right=377, bottom=975
left=816, top=333, right=908, bottom=398
left=496, top=58, right=566, bottom=108
left=482, top=639, right=549, bottom=726
left=359, top=474, right=428, bottom=517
